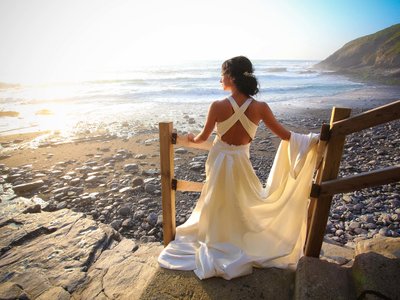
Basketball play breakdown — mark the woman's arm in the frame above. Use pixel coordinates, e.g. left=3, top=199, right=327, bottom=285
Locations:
left=260, top=102, right=291, bottom=140
left=188, top=101, right=217, bottom=143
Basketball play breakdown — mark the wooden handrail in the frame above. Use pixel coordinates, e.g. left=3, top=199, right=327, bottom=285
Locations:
left=172, top=179, right=204, bottom=192
left=330, top=100, right=400, bottom=138
left=173, top=133, right=213, bottom=151
left=312, top=165, right=400, bottom=197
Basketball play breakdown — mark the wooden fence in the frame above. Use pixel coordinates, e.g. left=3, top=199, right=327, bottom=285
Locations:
left=159, top=100, right=400, bottom=257
left=304, top=100, right=400, bottom=256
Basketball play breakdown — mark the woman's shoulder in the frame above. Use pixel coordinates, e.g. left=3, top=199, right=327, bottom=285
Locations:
left=209, top=98, right=230, bottom=109
left=250, top=98, right=269, bottom=109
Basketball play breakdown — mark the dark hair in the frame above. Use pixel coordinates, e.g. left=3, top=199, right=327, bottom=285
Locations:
left=222, top=56, right=259, bottom=96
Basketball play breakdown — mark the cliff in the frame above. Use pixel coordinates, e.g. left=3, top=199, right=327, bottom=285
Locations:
left=315, top=24, right=400, bottom=84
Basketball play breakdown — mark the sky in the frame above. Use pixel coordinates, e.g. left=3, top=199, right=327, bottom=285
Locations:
left=0, top=0, right=399, bottom=84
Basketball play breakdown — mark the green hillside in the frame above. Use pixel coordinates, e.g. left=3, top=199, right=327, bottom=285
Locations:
left=316, top=24, right=400, bottom=84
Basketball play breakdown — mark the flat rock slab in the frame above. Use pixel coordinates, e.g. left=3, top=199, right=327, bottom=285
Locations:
left=139, top=266, right=295, bottom=300
left=320, top=238, right=354, bottom=266
left=72, top=241, right=163, bottom=300
left=0, top=208, right=120, bottom=299
left=1, top=193, right=399, bottom=300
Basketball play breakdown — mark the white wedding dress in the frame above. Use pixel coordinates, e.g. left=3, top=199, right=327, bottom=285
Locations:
left=158, top=96, right=319, bottom=280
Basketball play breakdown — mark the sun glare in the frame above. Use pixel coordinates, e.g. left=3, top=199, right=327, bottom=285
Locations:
left=0, top=0, right=319, bottom=85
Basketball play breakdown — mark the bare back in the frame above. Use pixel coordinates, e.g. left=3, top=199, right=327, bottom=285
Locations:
left=215, top=98, right=263, bottom=145
left=193, top=97, right=291, bottom=145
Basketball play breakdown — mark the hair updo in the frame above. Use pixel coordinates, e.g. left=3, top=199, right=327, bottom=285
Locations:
left=221, top=56, right=259, bottom=96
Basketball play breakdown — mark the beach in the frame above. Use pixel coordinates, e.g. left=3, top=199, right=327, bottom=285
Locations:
left=1, top=81, right=399, bottom=248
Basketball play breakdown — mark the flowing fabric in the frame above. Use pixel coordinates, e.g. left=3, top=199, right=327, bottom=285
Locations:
left=158, top=98, right=319, bottom=280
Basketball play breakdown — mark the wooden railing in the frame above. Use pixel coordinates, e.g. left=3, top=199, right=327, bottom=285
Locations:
left=159, top=99, right=400, bottom=257
left=304, top=100, right=400, bottom=257
left=159, top=123, right=212, bottom=245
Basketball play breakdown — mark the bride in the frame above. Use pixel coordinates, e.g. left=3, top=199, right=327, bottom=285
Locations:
left=158, top=56, right=319, bottom=280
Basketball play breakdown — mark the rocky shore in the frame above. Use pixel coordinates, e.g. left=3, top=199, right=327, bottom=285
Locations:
left=1, top=191, right=399, bottom=299
left=0, top=104, right=399, bottom=249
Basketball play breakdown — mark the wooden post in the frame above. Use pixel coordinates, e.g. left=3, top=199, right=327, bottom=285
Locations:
left=306, top=123, right=330, bottom=243
left=159, top=122, right=176, bottom=246
left=304, top=107, right=351, bottom=257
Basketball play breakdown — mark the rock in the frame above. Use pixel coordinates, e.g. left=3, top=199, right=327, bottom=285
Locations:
left=22, top=204, right=42, bottom=214
left=110, top=219, right=123, bottom=231
left=147, top=212, right=158, bottom=226
left=189, top=162, right=203, bottom=171
left=119, top=187, right=134, bottom=194
left=0, top=282, right=25, bottom=300
left=36, top=286, right=70, bottom=300
left=132, top=177, right=144, bottom=187
left=134, top=209, right=145, bottom=219
left=52, top=186, right=70, bottom=195
left=0, top=209, right=119, bottom=298
left=85, top=175, right=97, bottom=183
left=13, top=180, right=44, bottom=194
left=56, top=201, right=67, bottom=210
left=138, top=198, right=152, bottom=205
left=72, top=242, right=162, bottom=299
left=349, top=221, right=360, bottom=230
left=142, top=169, right=159, bottom=176
left=335, top=229, right=344, bottom=236
left=140, top=235, right=157, bottom=243
left=359, top=214, right=374, bottom=223
left=295, top=256, right=355, bottom=299
left=378, top=227, right=389, bottom=236
left=175, top=148, right=188, bottom=154
left=70, top=178, right=81, bottom=185
left=351, top=252, right=400, bottom=300
left=124, top=163, right=139, bottom=173
left=134, top=154, right=147, bottom=159
left=118, top=206, right=131, bottom=217
left=355, top=236, right=400, bottom=259
left=121, top=218, right=132, bottom=228
left=145, top=184, right=157, bottom=194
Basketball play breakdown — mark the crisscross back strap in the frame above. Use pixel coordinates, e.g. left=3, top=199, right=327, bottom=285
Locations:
left=217, top=96, right=257, bottom=138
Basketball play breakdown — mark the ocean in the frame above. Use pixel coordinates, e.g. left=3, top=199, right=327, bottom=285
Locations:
left=0, top=60, right=364, bottom=136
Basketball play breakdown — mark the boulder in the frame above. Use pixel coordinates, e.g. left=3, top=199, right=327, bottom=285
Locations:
left=355, top=235, right=400, bottom=259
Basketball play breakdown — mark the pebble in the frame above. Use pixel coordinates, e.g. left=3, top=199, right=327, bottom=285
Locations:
left=119, top=187, right=134, bottom=194
left=124, top=163, right=139, bottom=173
left=142, top=169, right=159, bottom=176
left=175, top=148, right=188, bottom=154
left=145, top=184, right=157, bottom=194
left=110, top=219, right=122, bottom=230
left=118, top=206, right=131, bottom=217
left=85, top=176, right=97, bottom=183
left=132, top=177, right=144, bottom=187
left=147, top=212, right=158, bottom=225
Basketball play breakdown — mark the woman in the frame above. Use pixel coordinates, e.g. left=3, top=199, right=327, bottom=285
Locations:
left=188, top=56, right=291, bottom=145
left=158, top=56, right=319, bottom=280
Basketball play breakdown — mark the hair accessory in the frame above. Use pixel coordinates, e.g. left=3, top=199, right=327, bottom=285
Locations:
left=243, top=71, right=255, bottom=78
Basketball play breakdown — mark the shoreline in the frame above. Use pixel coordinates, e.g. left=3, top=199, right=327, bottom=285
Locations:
left=1, top=82, right=400, bottom=140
